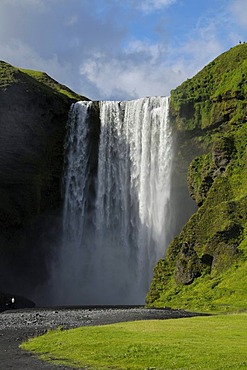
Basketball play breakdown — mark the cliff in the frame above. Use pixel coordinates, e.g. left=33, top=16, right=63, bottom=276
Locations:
left=0, top=61, right=87, bottom=300
left=147, top=44, right=247, bottom=312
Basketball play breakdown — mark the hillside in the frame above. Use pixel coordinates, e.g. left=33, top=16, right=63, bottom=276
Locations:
left=0, top=61, right=86, bottom=100
left=147, top=44, right=247, bottom=312
left=0, top=61, right=87, bottom=301
left=0, top=60, right=87, bottom=228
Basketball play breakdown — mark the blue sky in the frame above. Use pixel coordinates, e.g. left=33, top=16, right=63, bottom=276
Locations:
left=0, top=0, right=246, bottom=100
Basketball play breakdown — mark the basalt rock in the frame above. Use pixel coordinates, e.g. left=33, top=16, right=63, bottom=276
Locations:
left=175, top=242, right=202, bottom=285
left=0, top=291, right=35, bottom=312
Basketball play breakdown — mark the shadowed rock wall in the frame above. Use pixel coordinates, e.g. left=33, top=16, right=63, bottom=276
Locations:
left=0, top=61, right=88, bottom=300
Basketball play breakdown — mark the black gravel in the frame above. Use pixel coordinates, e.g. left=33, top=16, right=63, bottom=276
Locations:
left=0, top=306, right=205, bottom=370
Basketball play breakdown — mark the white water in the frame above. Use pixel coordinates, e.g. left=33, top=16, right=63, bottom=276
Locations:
left=54, top=97, right=173, bottom=305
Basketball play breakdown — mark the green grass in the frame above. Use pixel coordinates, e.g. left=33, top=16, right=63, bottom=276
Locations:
left=147, top=124, right=247, bottom=312
left=170, top=44, right=247, bottom=131
left=0, top=60, right=19, bottom=87
left=19, top=68, right=86, bottom=100
left=150, top=258, right=247, bottom=313
left=21, top=314, right=247, bottom=370
left=0, top=60, right=87, bottom=101
left=148, top=45, right=247, bottom=311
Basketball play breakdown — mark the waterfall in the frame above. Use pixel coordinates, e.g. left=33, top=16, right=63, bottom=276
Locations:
left=55, top=96, right=173, bottom=305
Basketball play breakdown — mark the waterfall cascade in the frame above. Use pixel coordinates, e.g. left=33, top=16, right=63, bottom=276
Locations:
left=54, top=96, right=173, bottom=305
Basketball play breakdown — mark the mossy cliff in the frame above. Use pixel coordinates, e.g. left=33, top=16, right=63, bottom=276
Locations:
left=0, top=61, right=87, bottom=298
left=147, top=44, right=247, bottom=312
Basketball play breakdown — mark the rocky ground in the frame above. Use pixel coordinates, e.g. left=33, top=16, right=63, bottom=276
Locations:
left=0, top=306, right=205, bottom=370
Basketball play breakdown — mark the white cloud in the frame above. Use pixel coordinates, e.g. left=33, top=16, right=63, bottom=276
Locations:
left=0, top=0, right=128, bottom=95
left=0, top=39, right=73, bottom=87
left=229, top=0, right=247, bottom=29
left=79, top=44, right=187, bottom=100
left=65, top=15, right=79, bottom=27
left=0, top=0, right=243, bottom=101
left=80, top=56, right=162, bottom=99
left=78, top=12, right=229, bottom=101
left=140, top=0, right=177, bottom=12
left=1, top=0, right=46, bottom=10
left=124, top=40, right=166, bottom=62
left=180, top=22, right=223, bottom=69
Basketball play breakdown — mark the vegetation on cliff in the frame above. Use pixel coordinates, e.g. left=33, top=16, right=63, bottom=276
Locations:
left=0, top=61, right=87, bottom=298
left=0, top=61, right=87, bottom=101
left=147, top=44, right=247, bottom=312
left=169, top=44, right=247, bottom=132
left=0, top=60, right=87, bottom=228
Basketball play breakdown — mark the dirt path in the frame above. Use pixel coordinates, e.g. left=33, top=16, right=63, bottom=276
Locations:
left=0, top=306, right=204, bottom=369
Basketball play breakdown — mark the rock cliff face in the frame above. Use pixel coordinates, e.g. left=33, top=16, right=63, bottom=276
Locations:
left=147, top=44, right=247, bottom=312
left=0, top=61, right=87, bottom=299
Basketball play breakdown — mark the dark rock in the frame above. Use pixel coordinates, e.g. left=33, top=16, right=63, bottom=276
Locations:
left=0, top=61, right=87, bottom=299
left=212, top=136, right=235, bottom=176
left=175, top=242, right=202, bottom=285
left=0, top=292, right=35, bottom=312
left=201, top=254, right=213, bottom=266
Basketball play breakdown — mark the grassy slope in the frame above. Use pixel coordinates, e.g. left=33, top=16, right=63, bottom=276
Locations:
left=19, top=68, right=87, bottom=101
left=147, top=44, right=247, bottom=313
left=0, top=60, right=87, bottom=101
left=169, top=44, right=247, bottom=131
left=21, top=314, right=247, bottom=370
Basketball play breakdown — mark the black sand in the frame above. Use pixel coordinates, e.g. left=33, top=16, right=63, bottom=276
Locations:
left=0, top=306, right=205, bottom=369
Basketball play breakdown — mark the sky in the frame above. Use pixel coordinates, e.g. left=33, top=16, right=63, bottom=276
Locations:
left=0, top=0, right=246, bottom=100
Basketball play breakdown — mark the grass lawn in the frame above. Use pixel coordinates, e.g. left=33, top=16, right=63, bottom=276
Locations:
left=21, top=313, right=247, bottom=370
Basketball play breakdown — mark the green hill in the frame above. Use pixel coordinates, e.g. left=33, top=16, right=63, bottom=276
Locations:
left=147, top=44, right=247, bottom=313
left=0, top=60, right=87, bottom=101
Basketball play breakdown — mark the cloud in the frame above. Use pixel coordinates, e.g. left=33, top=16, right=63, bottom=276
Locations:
left=0, top=0, right=244, bottom=101
left=78, top=9, right=232, bottom=100
left=0, top=0, right=127, bottom=95
left=0, top=1, right=125, bottom=55
left=79, top=39, right=187, bottom=100
left=179, top=20, right=223, bottom=68
left=139, top=0, right=177, bottom=12
left=113, top=0, right=177, bottom=12
left=0, top=39, right=73, bottom=85
left=1, top=0, right=46, bottom=10
left=65, top=15, right=79, bottom=27
left=80, top=55, right=165, bottom=99
left=229, top=0, right=247, bottom=29
left=124, top=39, right=166, bottom=61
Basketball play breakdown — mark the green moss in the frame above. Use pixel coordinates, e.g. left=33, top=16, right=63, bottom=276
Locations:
left=0, top=60, right=87, bottom=102
left=148, top=259, right=247, bottom=313
left=147, top=45, right=247, bottom=312
left=0, top=60, right=19, bottom=88
left=170, top=44, right=247, bottom=132
left=19, top=68, right=87, bottom=101
left=187, top=153, right=213, bottom=205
